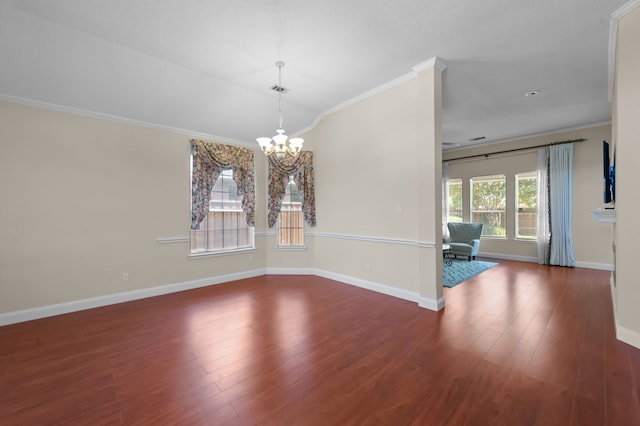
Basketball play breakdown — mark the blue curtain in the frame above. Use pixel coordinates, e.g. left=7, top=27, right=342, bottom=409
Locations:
left=442, top=162, right=449, bottom=239
left=549, top=143, right=576, bottom=267
left=537, top=147, right=550, bottom=264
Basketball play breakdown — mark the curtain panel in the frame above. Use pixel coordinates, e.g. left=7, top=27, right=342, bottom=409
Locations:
left=268, top=151, right=316, bottom=228
left=190, top=139, right=255, bottom=230
left=549, top=143, right=576, bottom=267
left=442, top=162, right=450, bottom=239
left=536, top=147, right=551, bottom=264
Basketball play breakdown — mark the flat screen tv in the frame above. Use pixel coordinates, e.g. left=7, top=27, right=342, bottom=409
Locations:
left=603, top=140, right=615, bottom=204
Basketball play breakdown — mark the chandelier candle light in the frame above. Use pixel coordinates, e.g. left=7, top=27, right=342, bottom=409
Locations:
left=256, top=61, right=304, bottom=160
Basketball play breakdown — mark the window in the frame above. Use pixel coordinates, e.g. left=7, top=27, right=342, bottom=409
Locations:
left=447, top=178, right=463, bottom=223
left=516, top=172, right=538, bottom=239
left=267, top=152, right=316, bottom=237
left=471, top=175, right=506, bottom=237
left=190, top=169, right=254, bottom=253
left=278, top=176, right=304, bottom=246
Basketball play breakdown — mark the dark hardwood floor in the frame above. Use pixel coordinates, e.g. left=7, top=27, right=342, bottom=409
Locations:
left=1, top=261, right=639, bottom=425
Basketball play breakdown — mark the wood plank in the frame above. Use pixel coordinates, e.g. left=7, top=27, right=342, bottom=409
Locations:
left=0, top=263, right=638, bottom=424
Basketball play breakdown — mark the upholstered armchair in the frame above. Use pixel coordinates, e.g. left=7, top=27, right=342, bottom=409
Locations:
left=444, top=222, right=483, bottom=261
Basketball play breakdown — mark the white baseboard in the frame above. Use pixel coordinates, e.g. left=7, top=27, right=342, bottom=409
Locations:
left=479, top=251, right=614, bottom=271
left=266, top=267, right=315, bottom=275
left=609, top=277, right=640, bottom=350
left=314, top=269, right=420, bottom=304
left=277, top=267, right=445, bottom=312
left=418, top=295, right=445, bottom=311
left=0, top=266, right=448, bottom=326
left=16, top=255, right=617, bottom=327
left=0, top=268, right=266, bottom=326
left=617, top=326, right=640, bottom=350
left=478, top=251, right=537, bottom=263
left=574, top=261, right=614, bottom=271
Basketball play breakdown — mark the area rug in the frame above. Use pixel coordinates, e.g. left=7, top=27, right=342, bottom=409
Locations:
left=443, top=259, right=499, bottom=288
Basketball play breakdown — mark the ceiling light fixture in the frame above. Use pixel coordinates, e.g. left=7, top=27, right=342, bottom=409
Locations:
left=256, top=61, right=303, bottom=160
left=525, top=89, right=541, bottom=97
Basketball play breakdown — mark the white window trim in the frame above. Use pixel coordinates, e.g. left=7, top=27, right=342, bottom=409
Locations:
left=446, top=178, right=463, bottom=224
left=515, top=171, right=538, bottom=241
left=189, top=246, right=256, bottom=259
left=190, top=168, right=255, bottom=255
left=273, top=244, right=307, bottom=251
left=276, top=177, right=305, bottom=248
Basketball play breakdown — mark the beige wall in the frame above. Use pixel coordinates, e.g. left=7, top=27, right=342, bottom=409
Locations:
left=0, top=53, right=619, bottom=323
left=311, top=66, right=443, bottom=305
left=264, top=232, right=315, bottom=271
left=0, top=63, right=445, bottom=319
left=444, top=124, right=613, bottom=268
left=0, top=101, right=267, bottom=314
left=612, top=4, right=640, bottom=345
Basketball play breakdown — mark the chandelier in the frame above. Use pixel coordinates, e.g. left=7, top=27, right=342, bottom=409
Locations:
left=256, top=61, right=304, bottom=160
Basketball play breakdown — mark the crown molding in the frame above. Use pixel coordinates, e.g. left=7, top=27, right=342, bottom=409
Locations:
left=443, top=120, right=611, bottom=156
left=296, top=71, right=418, bottom=136
left=295, top=56, right=446, bottom=137
left=0, top=93, right=256, bottom=149
left=412, top=56, right=447, bottom=73
left=608, top=0, right=640, bottom=102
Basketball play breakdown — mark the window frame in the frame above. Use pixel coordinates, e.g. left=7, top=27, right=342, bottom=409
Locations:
left=446, top=178, right=463, bottom=224
left=515, top=171, right=538, bottom=241
left=190, top=165, right=255, bottom=256
left=276, top=176, right=306, bottom=249
left=470, top=174, right=507, bottom=238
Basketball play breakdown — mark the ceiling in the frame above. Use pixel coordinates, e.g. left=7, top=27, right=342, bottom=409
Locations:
left=0, top=0, right=628, bottom=149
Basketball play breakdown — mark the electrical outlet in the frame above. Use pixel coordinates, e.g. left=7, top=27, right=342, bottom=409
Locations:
left=396, top=206, right=402, bottom=214
left=122, top=272, right=129, bottom=282
left=365, top=263, right=371, bottom=271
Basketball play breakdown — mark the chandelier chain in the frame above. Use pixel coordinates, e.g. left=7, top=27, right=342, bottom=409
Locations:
left=278, top=62, right=283, bottom=129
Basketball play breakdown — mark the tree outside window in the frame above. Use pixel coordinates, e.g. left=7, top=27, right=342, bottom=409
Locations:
left=447, top=178, right=463, bottom=223
left=471, top=175, right=506, bottom=237
left=516, top=172, right=538, bottom=239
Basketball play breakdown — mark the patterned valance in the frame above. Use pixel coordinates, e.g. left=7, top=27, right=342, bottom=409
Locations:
left=191, top=139, right=255, bottom=230
left=268, top=151, right=316, bottom=228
